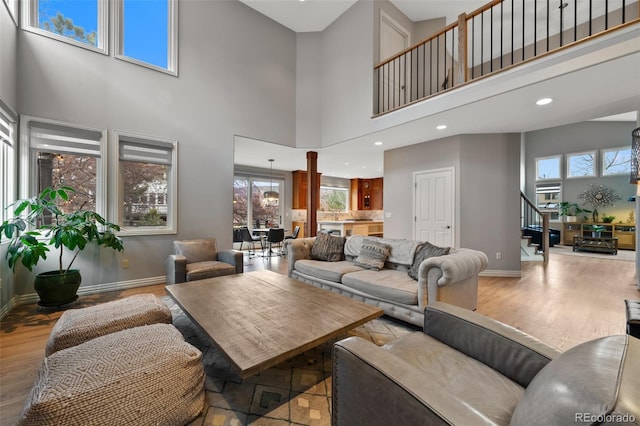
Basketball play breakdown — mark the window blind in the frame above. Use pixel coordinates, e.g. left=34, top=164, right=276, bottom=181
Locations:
left=119, top=137, right=172, bottom=165
left=0, top=111, right=13, bottom=143
left=29, top=121, right=102, bottom=157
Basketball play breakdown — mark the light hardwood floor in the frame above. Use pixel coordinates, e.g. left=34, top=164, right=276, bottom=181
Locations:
left=1, top=252, right=638, bottom=425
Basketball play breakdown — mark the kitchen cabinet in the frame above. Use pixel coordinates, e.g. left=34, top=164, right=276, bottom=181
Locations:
left=291, top=221, right=306, bottom=238
left=351, top=178, right=383, bottom=210
left=292, top=170, right=321, bottom=210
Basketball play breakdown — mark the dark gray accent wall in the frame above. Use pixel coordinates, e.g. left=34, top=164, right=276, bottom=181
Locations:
left=384, top=133, right=521, bottom=273
left=525, top=121, right=637, bottom=222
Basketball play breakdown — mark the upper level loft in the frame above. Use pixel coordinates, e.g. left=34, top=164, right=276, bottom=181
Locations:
left=375, top=0, right=640, bottom=116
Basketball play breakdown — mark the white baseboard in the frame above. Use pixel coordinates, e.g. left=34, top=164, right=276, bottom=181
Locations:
left=11, top=276, right=165, bottom=309
left=0, top=296, right=18, bottom=321
left=480, top=270, right=522, bottom=278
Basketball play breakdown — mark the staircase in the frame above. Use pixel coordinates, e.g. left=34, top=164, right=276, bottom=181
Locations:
left=521, top=191, right=549, bottom=264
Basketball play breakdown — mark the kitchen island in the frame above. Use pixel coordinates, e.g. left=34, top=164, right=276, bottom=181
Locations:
left=317, top=220, right=383, bottom=237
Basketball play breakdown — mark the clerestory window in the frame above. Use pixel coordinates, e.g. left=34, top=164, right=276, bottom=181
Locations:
left=22, top=0, right=108, bottom=54
left=114, top=0, right=178, bottom=75
left=0, top=102, right=17, bottom=222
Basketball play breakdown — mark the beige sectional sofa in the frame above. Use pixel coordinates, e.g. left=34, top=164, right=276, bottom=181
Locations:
left=286, top=235, right=488, bottom=327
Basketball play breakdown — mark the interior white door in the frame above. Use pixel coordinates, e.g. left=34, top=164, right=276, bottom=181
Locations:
left=414, top=168, right=454, bottom=246
left=379, top=12, right=409, bottom=110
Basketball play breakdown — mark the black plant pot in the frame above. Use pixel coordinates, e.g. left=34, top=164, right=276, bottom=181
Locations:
left=34, top=270, right=81, bottom=308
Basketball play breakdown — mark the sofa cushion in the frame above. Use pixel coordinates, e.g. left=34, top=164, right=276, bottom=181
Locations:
left=385, top=332, right=524, bottom=425
left=174, top=239, right=217, bottom=263
left=408, top=242, right=450, bottom=280
left=294, top=259, right=364, bottom=283
left=311, top=233, right=346, bottom=262
left=510, top=335, right=634, bottom=426
left=186, top=261, right=236, bottom=281
left=342, top=269, right=418, bottom=305
left=354, top=239, right=391, bottom=271
left=344, top=236, right=421, bottom=266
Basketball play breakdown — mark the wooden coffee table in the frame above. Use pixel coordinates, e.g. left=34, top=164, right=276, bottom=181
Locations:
left=165, top=270, right=383, bottom=378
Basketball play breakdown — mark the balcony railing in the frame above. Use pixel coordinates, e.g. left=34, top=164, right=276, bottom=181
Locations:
left=374, top=0, right=640, bottom=115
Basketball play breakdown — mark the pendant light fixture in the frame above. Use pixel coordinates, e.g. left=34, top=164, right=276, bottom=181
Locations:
left=264, top=159, right=279, bottom=202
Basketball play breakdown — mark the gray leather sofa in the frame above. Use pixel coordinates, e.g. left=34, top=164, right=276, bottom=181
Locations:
left=287, top=236, right=488, bottom=327
left=333, top=302, right=640, bottom=426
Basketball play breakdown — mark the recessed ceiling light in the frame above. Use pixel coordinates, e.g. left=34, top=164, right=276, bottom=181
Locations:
left=536, top=97, right=553, bottom=106
left=436, top=124, right=447, bottom=130
left=362, top=166, right=367, bottom=169
left=344, top=162, right=349, bottom=166
left=374, top=141, right=383, bottom=146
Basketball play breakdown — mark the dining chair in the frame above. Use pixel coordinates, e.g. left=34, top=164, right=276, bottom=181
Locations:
left=240, top=227, right=263, bottom=258
left=263, top=228, right=285, bottom=257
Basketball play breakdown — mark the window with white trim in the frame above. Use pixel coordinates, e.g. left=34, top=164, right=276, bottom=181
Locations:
left=566, top=151, right=596, bottom=178
left=21, top=116, right=106, bottom=217
left=114, top=0, right=178, bottom=75
left=22, top=0, right=108, bottom=54
left=320, top=186, right=349, bottom=212
left=0, top=104, right=17, bottom=222
left=535, top=155, right=561, bottom=181
left=602, top=146, right=632, bottom=176
left=117, top=132, right=177, bottom=234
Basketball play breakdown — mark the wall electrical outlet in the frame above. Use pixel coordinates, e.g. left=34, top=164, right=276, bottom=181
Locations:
left=496, top=252, right=502, bottom=260
left=122, top=259, right=129, bottom=269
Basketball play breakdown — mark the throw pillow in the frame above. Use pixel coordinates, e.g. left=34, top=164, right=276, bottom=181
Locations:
left=311, top=233, right=346, bottom=262
left=354, top=239, right=391, bottom=271
left=408, top=242, right=450, bottom=280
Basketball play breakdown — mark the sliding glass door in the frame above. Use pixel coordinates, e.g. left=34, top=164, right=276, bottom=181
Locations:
left=234, top=174, right=283, bottom=229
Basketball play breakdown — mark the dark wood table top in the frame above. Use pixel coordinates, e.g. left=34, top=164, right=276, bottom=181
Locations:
left=165, top=270, right=383, bottom=378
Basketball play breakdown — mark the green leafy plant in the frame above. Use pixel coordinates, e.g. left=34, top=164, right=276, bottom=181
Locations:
left=0, top=186, right=124, bottom=274
left=559, top=202, right=590, bottom=217
left=601, top=215, right=616, bottom=223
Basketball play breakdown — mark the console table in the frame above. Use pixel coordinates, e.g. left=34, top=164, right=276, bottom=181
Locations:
left=573, top=236, right=618, bottom=255
left=563, top=222, right=635, bottom=250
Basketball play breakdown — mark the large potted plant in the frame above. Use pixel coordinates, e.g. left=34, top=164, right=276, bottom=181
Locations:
left=0, top=186, right=124, bottom=307
left=559, top=202, right=590, bottom=222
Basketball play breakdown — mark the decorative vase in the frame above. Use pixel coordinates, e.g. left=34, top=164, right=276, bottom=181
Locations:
left=592, top=208, right=599, bottom=223
left=33, top=270, right=81, bottom=308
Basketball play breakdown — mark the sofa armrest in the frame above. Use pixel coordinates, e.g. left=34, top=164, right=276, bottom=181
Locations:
left=424, top=302, right=561, bottom=387
left=416, top=248, right=488, bottom=309
left=286, top=237, right=315, bottom=276
left=333, top=336, right=496, bottom=426
left=218, top=250, right=243, bottom=274
left=165, top=254, right=187, bottom=284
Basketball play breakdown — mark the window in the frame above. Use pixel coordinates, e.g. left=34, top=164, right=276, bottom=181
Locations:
left=22, top=0, right=108, bottom=54
left=20, top=115, right=106, bottom=216
left=602, top=147, right=632, bottom=176
left=566, top=151, right=596, bottom=178
left=535, top=183, right=562, bottom=221
left=319, top=186, right=349, bottom=212
left=0, top=103, right=17, bottom=222
left=115, top=0, right=178, bottom=75
left=116, top=132, right=177, bottom=235
left=535, top=155, right=561, bottom=180
left=233, top=174, right=284, bottom=229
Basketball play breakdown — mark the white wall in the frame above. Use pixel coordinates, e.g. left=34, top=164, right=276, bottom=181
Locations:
left=12, top=0, right=297, bottom=296
left=384, top=133, right=521, bottom=274
left=296, top=33, right=322, bottom=148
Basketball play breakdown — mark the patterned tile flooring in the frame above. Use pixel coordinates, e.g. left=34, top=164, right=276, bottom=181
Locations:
left=162, top=296, right=420, bottom=426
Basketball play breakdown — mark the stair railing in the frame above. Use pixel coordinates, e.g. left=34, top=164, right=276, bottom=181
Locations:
left=521, top=191, right=550, bottom=264
left=374, top=0, right=640, bottom=115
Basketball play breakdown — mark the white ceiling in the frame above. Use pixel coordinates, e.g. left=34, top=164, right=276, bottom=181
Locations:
left=234, top=1, right=640, bottom=179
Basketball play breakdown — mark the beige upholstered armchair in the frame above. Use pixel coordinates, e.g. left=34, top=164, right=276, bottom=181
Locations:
left=165, top=238, right=243, bottom=284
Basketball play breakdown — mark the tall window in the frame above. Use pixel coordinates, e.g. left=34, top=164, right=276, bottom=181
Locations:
left=566, top=151, right=596, bottom=178
left=23, top=0, right=108, bottom=54
left=234, top=175, right=284, bottom=229
left=602, top=147, right=632, bottom=176
left=0, top=104, right=17, bottom=222
left=115, top=0, right=178, bottom=75
left=21, top=117, right=106, bottom=217
left=116, top=132, right=177, bottom=234
left=3, top=0, right=18, bottom=25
